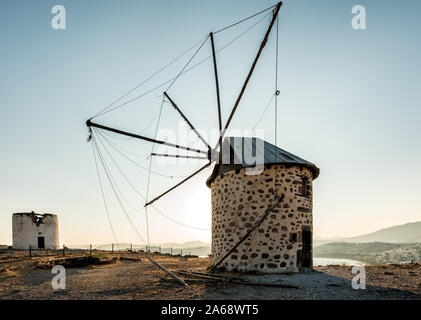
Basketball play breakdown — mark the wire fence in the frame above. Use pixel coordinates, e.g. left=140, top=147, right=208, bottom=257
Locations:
left=0, top=244, right=207, bottom=262
left=6, top=244, right=198, bottom=259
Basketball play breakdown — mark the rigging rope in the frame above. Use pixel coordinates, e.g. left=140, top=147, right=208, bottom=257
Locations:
left=99, top=130, right=207, bottom=187
left=213, top=2, right=277, bottom=34
left=275, top=16, right=279, bottom=149
left=144, top=99, right=167, bottom=245
left=93, top=1, right=276, bottom=117
left=99, top=107, right=162, bottom=141
left=99, top=130, right=188, bottom=178
left=96, top=130, right=211, bottom=231
left=238, top=15, right=282, bottom=267
left=144, top=31, right=212, bottom=241
left=88, top=3, right=282, bottom=240
left=100, top=130, right=133, bottom=141
left=245, top=14, right=280, bottom=139
left=92, top=36, right=209, bottom=119
left=273, top=16, right=280, bottom=199
left=93, top=135, right=147, bottom=244
left=91, top=142, right=121, bottom=250
left=166, top=35, right=210, bottom=92
left=91, top=12, right=270, bottom=118
left=95, top=103, right=161, bottom=143
left=246, top=93, right=275, bottom=137
left=96, top=131, right=146, bottom=210
left=150, top=204, right=211, bottom=231
left=100, top=136, right=150, bottom=158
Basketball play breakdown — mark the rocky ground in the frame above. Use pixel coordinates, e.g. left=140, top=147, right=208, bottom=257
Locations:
left=0, top=250, right=420, bottom=300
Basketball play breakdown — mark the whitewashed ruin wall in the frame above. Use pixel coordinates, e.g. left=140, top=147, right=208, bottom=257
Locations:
left=12, top=213, right=60, bottom=250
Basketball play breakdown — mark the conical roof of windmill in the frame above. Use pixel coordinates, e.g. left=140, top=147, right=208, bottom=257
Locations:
left=206, top=137, right=319, bottom=187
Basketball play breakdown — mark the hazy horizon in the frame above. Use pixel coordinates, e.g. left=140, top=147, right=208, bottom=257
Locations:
left=1, top=0, right=420, bottom=246
left=1, top=217, right=419, bottom=247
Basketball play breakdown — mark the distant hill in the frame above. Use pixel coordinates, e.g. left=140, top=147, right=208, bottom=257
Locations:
left=313, top=221, right=421, bottom=264
left=409, top=234, right=421, bottom=243
left=68, top=241, right=210, bottom=250
left=160, top=241, right=210, bottom=249
left=344, top=221, right=421, bottom=243
left=314, top=221, right=421, bottom=246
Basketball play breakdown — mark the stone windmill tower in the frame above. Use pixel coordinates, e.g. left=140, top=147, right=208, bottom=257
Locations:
left=86, top=2, right=319, bottom=273
left=207, top=137, right=319, bottom=273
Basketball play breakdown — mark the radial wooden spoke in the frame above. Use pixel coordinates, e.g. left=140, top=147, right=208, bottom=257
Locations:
left=87, top=119, right=208, bottom=156
left=145, top=162, right=212, bottom=207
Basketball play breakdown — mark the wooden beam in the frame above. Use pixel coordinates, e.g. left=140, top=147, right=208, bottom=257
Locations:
left=151, top=153, right=208, bottom=160
left=217, top=2, right=283, bottom=147
left=145, top=254, right=190, bottom=288
left=145, top=161, right=212, bottom=207
left=163, top=92, right=211, bottom=150
left=209, top=32, right=223, bottom=159
left=209, top=194, right=285, bottom=271
left=87, top=119, right=208, bottom=155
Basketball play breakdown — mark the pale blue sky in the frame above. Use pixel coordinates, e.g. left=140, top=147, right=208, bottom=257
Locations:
left=0, top=0, right=420, bottom=245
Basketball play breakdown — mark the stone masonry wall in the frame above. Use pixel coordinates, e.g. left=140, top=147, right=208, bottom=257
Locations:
left=210, top=164, right=313, bottom=273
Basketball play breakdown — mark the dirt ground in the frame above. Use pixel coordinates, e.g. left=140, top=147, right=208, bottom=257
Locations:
left=0, top=250, right=420, bottom=300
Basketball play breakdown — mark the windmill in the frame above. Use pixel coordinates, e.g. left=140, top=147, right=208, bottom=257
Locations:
left=87, top=2, right=320, bottom=273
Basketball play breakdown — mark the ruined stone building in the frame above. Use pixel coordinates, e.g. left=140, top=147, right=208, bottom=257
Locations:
left=12, top=212, right=60, bottom=250
left=207, top=137, right=319, bottom=273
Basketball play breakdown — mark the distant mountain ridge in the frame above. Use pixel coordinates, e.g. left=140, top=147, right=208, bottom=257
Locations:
left=345, top=221, right=421, bottom=243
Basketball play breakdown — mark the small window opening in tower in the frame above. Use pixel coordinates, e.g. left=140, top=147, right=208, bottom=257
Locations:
left=299, top=175, right=311, bottom=198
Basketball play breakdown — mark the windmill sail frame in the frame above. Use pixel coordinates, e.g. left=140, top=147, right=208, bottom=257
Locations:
left=86, top=1, right=283, bottom=207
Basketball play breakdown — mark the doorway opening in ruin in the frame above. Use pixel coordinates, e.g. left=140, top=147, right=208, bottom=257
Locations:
left=301, top=226, right=312, bottom=268
left=38, top=236, right=45, bottom=249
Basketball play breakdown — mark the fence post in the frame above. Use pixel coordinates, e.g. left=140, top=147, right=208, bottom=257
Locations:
left=29, top=245, right=32, bottom=259
left=62, top=245, right=65, bottom=256
left=90, top=244, right=92, bottom=255
left=112, top=243, right=114, bottom=253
